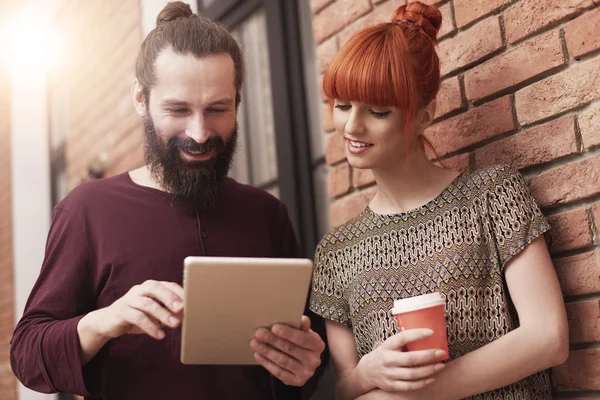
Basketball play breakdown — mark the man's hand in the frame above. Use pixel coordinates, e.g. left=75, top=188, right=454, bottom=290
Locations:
left=250, top=315, right=325, bottom=386
left=93, top=280, right=184, bottom=339
left=78, top=280, right=184, bottom=364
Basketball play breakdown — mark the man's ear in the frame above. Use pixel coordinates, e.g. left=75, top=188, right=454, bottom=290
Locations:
left=131, top=79, right=147, bottom=117
left=235, top=89, right=242, bottom=114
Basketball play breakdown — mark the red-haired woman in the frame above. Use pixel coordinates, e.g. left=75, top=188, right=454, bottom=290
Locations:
left=309, top=2, right=568, bottom=399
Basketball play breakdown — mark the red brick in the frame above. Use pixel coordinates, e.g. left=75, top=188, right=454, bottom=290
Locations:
left=353, top=167, right=375, bottom=188
left=0, top=361, right=13, bottom=377
left=373, top=0, right=394, bottom=4
left=319, top=75, right=328, bottom=102
left=0, top=293, right=13, bottom=311
left=322, top=104, right=335, bottom=133
left=330, top=186, right=377, bottom=227
left=339, top=0, right=400, bottom=46
left=465, top=30, right=565, bottom=103
left=0, top=320, right=13, bottom=335
left=530, top=154, right=600, bottom=208
left=516, top=54, right=600, bottom=125
left=554, top=251, right=600, bottom=296
left=328, top=162, right=351, bottom=198
left=504, top=0, right=596, bottom=44
left=61, top=0, right=142, bottom=190
left=317, top=36, right=338, bottom=73
left=546, top=208, right=594, bottom=254
left=565, top=8, right=600, bottom=59
left=437, top=152, right=471, bottom=172
left=68, top=99, right=137, bottom=163
left=435, top=77, right=464, bottom=120
left=553, top=349, right=600, bottom=391
left=0, top=375, right=16, bottom=400
left=579, top=103, right=600, bottom=149
left=594, top=203, right=600, bottom=232
left=0, top=266, right=12, bottom=285
left=475, top=115, right=577, bottom=170
left=324, top=133, right=346, bottom=165
left=106, top=145, right=145, bottom=178
left=310, top=0, right=335, bottom=14
left=430, top=151, right=471, bottom=171
left=407, top=0, right=444, bottom=5
left=103, top=129, right=144, bottom=177
left=438, top=17, right=503, bottom=77
left=425, top=95, right=516, bottom=157
left=68, top=16, right=140, bottom=126
left=454, top=0, right=516, bottom=28
left=313, top=0, right=373, bottom=44
left=566, top=300, right=600, bottom=344
left=438, top=3, right=456, bottom=40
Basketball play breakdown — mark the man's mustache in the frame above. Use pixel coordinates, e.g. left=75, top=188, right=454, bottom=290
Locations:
left=169, top=136, right=225, bottom=155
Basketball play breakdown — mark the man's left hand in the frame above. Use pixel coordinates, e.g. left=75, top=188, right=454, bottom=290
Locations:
left=251, top=315, right=325, bottom=386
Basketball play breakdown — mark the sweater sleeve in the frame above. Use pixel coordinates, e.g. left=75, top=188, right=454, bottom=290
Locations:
left=10, top=207, right=104, bottom=396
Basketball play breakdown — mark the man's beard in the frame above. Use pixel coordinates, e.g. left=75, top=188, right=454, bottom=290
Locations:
left=143, top=114, right=238, bottom=211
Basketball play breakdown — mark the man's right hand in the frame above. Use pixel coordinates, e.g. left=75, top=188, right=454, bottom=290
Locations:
left=77, top=280, right=184, bottom=364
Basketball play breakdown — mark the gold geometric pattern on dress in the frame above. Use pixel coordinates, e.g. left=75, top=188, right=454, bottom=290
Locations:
left=310, top=165, right=552, bottom=399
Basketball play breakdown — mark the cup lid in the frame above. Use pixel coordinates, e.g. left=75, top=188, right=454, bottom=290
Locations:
left=392, top=292, right=444, bottom=314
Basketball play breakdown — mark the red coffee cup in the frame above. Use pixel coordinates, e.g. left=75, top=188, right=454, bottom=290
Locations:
left=392, top=292, right=449, bottom=360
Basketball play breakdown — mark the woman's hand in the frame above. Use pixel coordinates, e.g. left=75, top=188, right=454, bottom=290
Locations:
left=357, top=328, right=447, bottom=392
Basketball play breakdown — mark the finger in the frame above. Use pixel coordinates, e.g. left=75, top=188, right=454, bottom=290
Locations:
left=300, top=316, right=311, bottom=332
left=387, top=377, right=436, bottom=392
left=270, top=324, right=325, bottom=352
left=160, top=281, right=184, bottom=302
left=254, top=328, right=310, bottom=362
left=389, top=363, right=445, bottom=381
left=129, top=296, right=180, bottom=329
left=398, top=349, right=447, bottom=366
left=251, top=338, right=304, bottom=375
left=137, top=280, right=183, bottom=313
left=125, top=308, right=165, bottom=339
left=385, top=329, right=435, bottom=349
left=253, top=352, right=299, bottom=386
left=128, top=314, right=161, bottom=334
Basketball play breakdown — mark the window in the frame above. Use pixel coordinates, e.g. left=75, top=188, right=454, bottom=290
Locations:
left=229, top=9, right=279, bottom=195
left=200, top=0, right=327, bottom=256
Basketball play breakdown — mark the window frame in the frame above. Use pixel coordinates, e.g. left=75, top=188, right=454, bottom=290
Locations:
left=200, top=0, right=319, bottom=257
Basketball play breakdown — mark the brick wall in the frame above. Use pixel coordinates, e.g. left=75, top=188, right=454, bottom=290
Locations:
left=312, top=0, right=600, bottom=397
left=49, top=0, right=144, bottom=191
left=0, top=31, right=17, bottom=400
left=0, top=0, right=143, bottom=397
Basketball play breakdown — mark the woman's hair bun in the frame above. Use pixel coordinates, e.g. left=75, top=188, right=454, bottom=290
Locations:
left=156, top=1, right=194, bottom=26
left=391, top=1, right=443, bottom=42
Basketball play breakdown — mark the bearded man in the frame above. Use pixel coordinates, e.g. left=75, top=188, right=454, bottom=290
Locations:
left=10, top=3, right=327, bottom=399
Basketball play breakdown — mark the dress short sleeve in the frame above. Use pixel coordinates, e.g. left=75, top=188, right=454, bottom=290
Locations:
left=309, top=242, right=351, bottom=327
left=486, top=166, right=551, bottom=268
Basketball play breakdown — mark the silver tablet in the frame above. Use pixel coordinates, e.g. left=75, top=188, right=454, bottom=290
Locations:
left=180, top=256, right=314, bottom=365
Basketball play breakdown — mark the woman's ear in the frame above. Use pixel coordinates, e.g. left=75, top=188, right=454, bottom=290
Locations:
left=419, top=99, right=436, bottom=127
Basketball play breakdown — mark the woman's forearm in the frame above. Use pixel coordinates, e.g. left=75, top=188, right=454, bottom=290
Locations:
left=354, top=389, right=392, bottom=400
left=419, top=324, right=568, bottom=400
left=335, top=355, right=377, bottom=400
